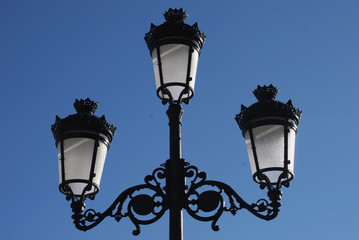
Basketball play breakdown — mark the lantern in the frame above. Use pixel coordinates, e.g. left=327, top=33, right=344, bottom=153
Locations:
left=51, top=98, right=116, bottom=198
left=145, top=8, right=206, bottom=104
left=236, top=85, right=301, bottom=186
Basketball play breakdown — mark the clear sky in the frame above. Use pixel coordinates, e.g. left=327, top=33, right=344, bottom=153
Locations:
left=1, top=0, right=358, bottom=240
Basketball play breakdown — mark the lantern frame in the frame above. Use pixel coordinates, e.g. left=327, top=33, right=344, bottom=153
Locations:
left=235, top=85, right=302, bottom=187
left=144, top=8, right=206, bottom=104
left=51, top=98, right=116, bottom=199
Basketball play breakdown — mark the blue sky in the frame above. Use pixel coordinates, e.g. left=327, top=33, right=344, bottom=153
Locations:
left=1, top=0, right=358, bottom=239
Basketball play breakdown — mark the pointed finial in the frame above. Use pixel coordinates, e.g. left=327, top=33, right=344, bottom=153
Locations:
left=164, top=8, right=188, bottom=23
left=253, top=84, right=279, bottom=101
left=74, top=98, right=98, bottom=115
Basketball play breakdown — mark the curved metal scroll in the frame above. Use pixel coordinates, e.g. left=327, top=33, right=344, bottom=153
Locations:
left=68, top=160, right=284, bottom=235
left=71, top=166, right=168, bottom=235
left=183, top=163, right=283, bottom=232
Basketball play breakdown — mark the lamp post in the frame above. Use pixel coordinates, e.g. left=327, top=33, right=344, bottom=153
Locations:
left=51, top=8, right=302, bottom=240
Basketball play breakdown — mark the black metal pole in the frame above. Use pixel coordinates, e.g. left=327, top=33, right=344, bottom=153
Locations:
left=166, top=103, right=184, bottom=240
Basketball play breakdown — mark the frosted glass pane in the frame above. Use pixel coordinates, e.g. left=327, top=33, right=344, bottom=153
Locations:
left=244, top=124, right=297, bottom=183
left=287, top=128, right=296, bottom=174
left=151, top=48, right=161, bottom=90
left=244, top=132, right=257, bottom=176
left=160, top=44, right=189, bottom=85
left=244, top=125, right=285, bottom=183
left=63, top=138, right=94, bottom=179
left=57, top=144, right=62, bottom=183
left=253, top=125, right=284, bottom=171
left=152, top=44, right=194, bottom=101
left=57, top=137, right=109, bottom=196
left=188, top=50, right=199, bottom=91
left=92, top=141, right=108, bottom=187
left=59, top=138, right=95, bottom=195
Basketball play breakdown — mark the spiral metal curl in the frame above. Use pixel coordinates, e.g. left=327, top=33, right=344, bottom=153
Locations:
left=71, top=166, right=168, bottom=234
left=183, top=163, right=282, bottom=232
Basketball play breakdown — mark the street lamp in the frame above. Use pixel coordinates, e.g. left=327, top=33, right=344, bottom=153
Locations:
left=144, top=8, right=205, bottom=104
left=235, top=84, right=301, bottom=187
left=51, top=8, right=302, bottom=240
left=51, top=98, right=116, bottom=211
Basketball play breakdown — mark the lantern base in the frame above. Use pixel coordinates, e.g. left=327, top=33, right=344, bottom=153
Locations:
left=156, top=83, right=194, bottom=104
left=59, top=180, right=99, bottom=198
left=253, top=168, right=294, bottom=186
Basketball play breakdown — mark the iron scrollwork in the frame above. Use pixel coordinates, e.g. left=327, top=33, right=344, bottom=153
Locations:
left=70, top=166, right=168, bottom=235
left=68, top=159, right=284, bottom=236
left=183, top=162, right=282, bottom=232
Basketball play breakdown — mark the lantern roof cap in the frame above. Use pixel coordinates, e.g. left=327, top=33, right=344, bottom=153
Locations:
left=51, top=98, right=116, bottom=142
left=235, top=85, right=302, bottom=131
left=144, top=8, right=206, bottom=53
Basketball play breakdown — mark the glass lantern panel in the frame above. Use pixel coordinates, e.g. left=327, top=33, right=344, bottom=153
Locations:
left=57, top=145, right=62, bottom=183
left=245, top=125, right=285, bottom=183
left=253, top=124, right=284, bottom=168
left=57, top=137, right=107, bottom=195
left=244, top=133, right=256, bottom=177
left=188, top=49, right=199, bottom=95
left=152, top=44, right=192, bottom=101
left=92, top=140, right=108, bottom=188
left=151, top=48, right=161, bottom=93
left=287, top=128, right=296, bottom=174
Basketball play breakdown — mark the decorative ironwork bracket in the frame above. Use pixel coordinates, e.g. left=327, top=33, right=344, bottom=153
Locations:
left=69, top=159, right=283, bottom=235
